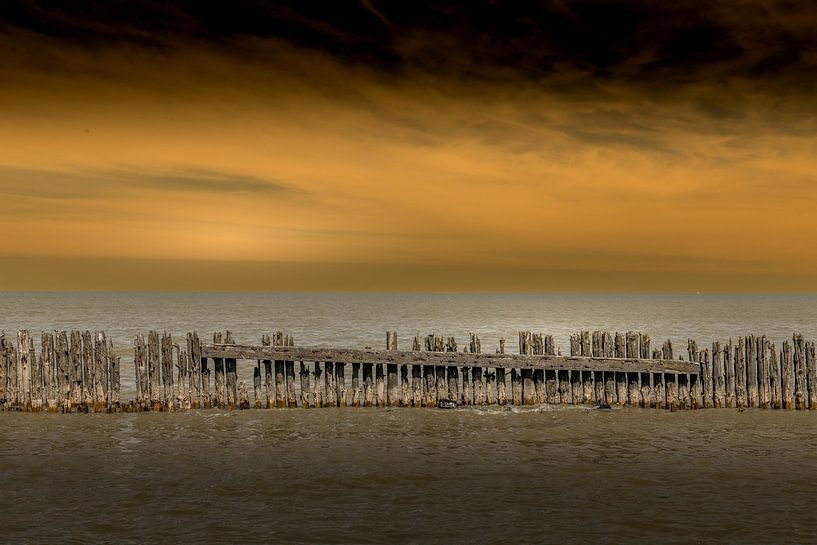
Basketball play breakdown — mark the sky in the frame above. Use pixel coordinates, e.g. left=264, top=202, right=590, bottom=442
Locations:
left=1, top=1, right=816, bottom=291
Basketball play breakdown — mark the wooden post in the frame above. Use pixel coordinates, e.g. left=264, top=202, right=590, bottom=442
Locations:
left=386, top=330, right=398, bottom=407
left=363, top=362, right=374, bottom=407
left=557, top=370, right=570, bottom=404
left=486, top=368, right=496, bottom=405
left=186, top=333, right=201, bottom=409
left=519, top=332, right=535, bottom=405
left=3, top=334, right=19, bottom=409
left=666, top=374, right=678, bottom=412
left=532, top=333, right=545, bottom=404
left=325, top=361, right=336, bottom=407
left=253, top=363, right=262, bottom=409
left=134, top=334, right=146, bottom=411
left=615, top=332, right=626, bottom=358
left=224, top=331, right=237, bottom=410
left=273, top=331, right=285, bottom=408
left=285, top=335, right=297, bottom=408
left=724, top=339, right=735, bottom=408
left=160, top=332, right=175, bottom=411
left=511, top=369, right=522, bottom=406
left=30, top=336, right=43, bottom=412
left=581, top=330, right=591, bottom=357
left=51, top=331, right=67, bottom=412
left=604, top=371, right=615, bottom=405
left=0, top=333, right=7, bottom=410
left=461, top=364, right=472, bottom=406
left=782, top=340, right=794, bottom=410
left=260, top=334, right=272, bottom=408
left=735, top=337, right=747, bottom=408
left=769, top=342, right=781, bottom=409
left=198, top=334, right=211, bottom=409
left=375, top=363, right=384, bottom=408
left=628, top=373, right=640, bottom=408
left=615, top=371, right=627, bottom=407
left=807, top=341, right=817, bottom=410
left=68, top=331, right=82, bottom=410
left=399, top=364, right=410, bottom=406
left=677, top=372, right=690, bottom=410
left=654, top=374, right=665, bottom=409
left=702, top=347, right=713, bottom=408
left=447, top=366, right=459, bottom=403
left=108, top=338, right=120, bottom=412
left=713, top=342, right=725, bottom=408
left=313, top=362, right=323, bottom=408
left=472, top=334, right=484, bottom=404
left=300, top=361, right=311, bottom=408
left=423, top=365, right=435, bottom=407
left=41, top=333, right=56, bottom=412
left=758, top=336, right=770, bottom=409
left=350, top=362, right=361, bottom=407
left=238, top=381, right=249, bottom=410
left=746, top=335, right=759, bottom=408
left=497, top=338, right=507, bottom=406
left=212, top=331, right=225, bottom=409
left=640, top=372, right=652, bottom=408
left=793, top=334, right=806, bottom=410
left=336, top=361, right=347, bottom=407
left=93, top=331, right=108, bottom=412
left=17, top=330, right=33, bottom=411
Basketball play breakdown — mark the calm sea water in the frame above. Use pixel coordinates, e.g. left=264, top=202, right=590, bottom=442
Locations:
left=1, top=292, right=816, bottom=544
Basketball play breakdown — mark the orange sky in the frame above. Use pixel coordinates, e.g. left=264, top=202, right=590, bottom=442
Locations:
left=1, top=2, right=816, bottom=291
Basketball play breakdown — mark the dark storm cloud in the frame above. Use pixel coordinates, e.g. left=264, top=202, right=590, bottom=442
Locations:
left=2, top=0, right=816, bottom=91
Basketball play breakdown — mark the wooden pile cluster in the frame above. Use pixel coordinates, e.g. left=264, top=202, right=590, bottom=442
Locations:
left=0, top=330, right=119, bottom=412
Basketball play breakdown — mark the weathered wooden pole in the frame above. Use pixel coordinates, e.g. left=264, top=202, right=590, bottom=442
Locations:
left=253, top=363, right=262, bottom=409
left=256, top=334, right=270, bottom=408
left=93, top=331, right=108, bottom=412
left=806, top=341, right=817, bottom=410
left=351, top=362, right=361, bottom=407
left=769, top=342, right=781, bottom=410
left=1, top=333, right=18, bottom=409
left=109, top=339, right=121, bottom=412
left=161, top=332, right=175, bottom=411
left=238, top=381, right=250, bottom=410
left=42, top=333, right=57, bottom=412
left=313, top=362, right=324, bottom=408
left=68, top=331, right=82, bottom=410
left=532, top=333, right=545, bottom=404
left=666, top=374, right=678, bottom=412
left=640, top=372, right=653, bottom=409
left=212, top=331, right=225, bottom=409
left=461, top=363, right=472, bottom=406
left=793, top=334, right=806, bottom=410
left=17, top=330, right=33, bottom=411
left=300, top=360, right=311, bottom=408
left=412, top=335, right=422, bottom=407
left=497, top=338, right=507, bottom=406
left=199, top=334, right=211, bottom=409
left=30, top=337, right=43, bottom=412
left=134, top=334, right=146, bottom=411
left=735, top=337, right=747, bottom=408
left=336, top=361, right=347, bottom=407
left=0, top=334, right=7, bottom=409
left=519, top=332, right=535, bottom=405
left=511, top=368, right=522, bottom=406
left=758, top=336, right=770, bottom=409
left=713, top=342, right=725, bottom=408
left=187, top=332, right=202, bottom=409
left=285, top=335, right=297, bottom=408
left=224, top=331, right=237, bottom=410
left=701, top=347, right=714, bottom=409
left=363, top=361, right=373, bottom=407
left=445, top=337, right=459, bottom=403
left=386, top=331, right=398, bottom=407
left=781, top=340, right=794, bottom=410
left=724, top=339, right=735, bottom=408
left=746, top=335, right=759, bottom=408
left=374, top=362, right=384, bottom=408
left=400, top=364, right=410, bottom=406
left=273, top=331, right=285, bottom=408
left=325, top=361, right=336, bottom=407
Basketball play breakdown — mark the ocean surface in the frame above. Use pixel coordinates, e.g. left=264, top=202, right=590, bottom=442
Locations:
left=1, top=292, right=816, bottom=544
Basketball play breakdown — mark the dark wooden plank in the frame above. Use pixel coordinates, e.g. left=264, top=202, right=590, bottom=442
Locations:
left=201, top=345, right=701, bottom=375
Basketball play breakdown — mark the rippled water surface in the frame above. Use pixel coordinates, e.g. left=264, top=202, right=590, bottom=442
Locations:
left=1, top=292, right=816, bottom=544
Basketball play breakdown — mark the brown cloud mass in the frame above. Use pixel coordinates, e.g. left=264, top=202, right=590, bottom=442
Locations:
left=0, top=1, right=816, bottom=290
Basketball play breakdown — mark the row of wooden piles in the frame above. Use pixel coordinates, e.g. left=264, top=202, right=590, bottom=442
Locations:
left=686, top=335, right=817, bottom=410
left=164, top=330, right=685, bottom=410
left=0, top=330, right=120, bottom=412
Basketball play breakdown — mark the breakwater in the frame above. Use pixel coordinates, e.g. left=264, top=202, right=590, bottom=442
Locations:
left=1, top=328, right=815, bottom=412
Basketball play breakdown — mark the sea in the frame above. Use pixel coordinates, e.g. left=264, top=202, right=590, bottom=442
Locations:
left=0, top=292, right=816, bottom=544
